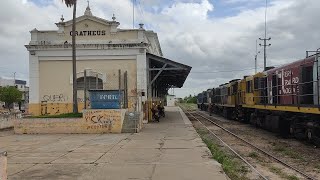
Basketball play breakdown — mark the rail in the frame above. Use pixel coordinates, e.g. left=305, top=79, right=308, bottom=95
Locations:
left=182, top=106, right=316, bottom=180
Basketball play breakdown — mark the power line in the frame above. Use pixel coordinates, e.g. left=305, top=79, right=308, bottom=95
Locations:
left=0, top=70, right=28, bottom=75
left=190, top=63, right=285, bottom=74
left=191, top=67, right=261, bottom=73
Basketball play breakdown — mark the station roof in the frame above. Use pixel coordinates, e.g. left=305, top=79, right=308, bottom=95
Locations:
left=147, top=53, right=191, bottom=95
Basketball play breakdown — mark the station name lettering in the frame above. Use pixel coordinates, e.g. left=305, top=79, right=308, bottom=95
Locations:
left=70, top=30, right=106, bottom=36
left=99, top=95, right=118, bottom=100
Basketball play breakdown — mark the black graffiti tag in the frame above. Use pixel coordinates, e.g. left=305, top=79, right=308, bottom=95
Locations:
left=90, top=115, right=114, bottom=125
left=43, top=94, right=66, bottom=102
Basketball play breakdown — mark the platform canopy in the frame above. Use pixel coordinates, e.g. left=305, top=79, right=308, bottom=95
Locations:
left=147, top=53, right=191, bottom=97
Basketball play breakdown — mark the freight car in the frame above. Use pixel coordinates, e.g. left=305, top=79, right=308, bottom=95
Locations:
left=199, top=52, right=320, bottom=144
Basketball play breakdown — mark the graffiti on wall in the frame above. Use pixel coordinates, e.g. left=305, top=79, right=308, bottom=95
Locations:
left=40, top=102, right=70, bottom=116
left=43, top=94, right=67, bottom=102
left=84, top=110, right=121, bottom=131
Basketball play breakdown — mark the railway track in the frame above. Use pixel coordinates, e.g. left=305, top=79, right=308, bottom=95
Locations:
left=181, top=106, right=316, bottom=180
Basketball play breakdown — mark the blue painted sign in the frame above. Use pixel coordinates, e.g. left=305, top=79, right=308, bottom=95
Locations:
left=89, top=90, right=123, bottom=109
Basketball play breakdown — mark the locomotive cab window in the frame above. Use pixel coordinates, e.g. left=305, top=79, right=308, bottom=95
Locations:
left=254, top=77, right=259, bottom=90
left=300, top=66, right=314, bottom=104
left=232, top=84, right=238, bottom=94
left=246, top=81, right=252, bottom=93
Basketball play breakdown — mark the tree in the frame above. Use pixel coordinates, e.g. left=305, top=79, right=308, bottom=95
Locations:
left=62, top=0, right=78, bottom=113
left=182, top=94, right=197, bottom=104
left=0, top=87, right=22, bottom=111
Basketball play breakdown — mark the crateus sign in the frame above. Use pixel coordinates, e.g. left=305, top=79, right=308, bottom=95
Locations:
left=69, top=30, right=106, bottom=36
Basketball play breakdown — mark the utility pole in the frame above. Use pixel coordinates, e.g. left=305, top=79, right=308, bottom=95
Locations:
left=255, top=40, right=260, bottom=74
left=13, top=72, right=16, bottom=86
left=84, top=69, right=87, bottom=109
left=259, top=0, right=271, bottom=71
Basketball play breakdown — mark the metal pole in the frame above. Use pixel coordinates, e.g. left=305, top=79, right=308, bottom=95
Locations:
left=118, top=69, right=121, bottom=109
left=84, top=69, right=87, bottom=109
left=255, top=55, right=257, bottom=74
left=263, top=0, right=267, bottom=70
left=255, top=39, right=257, bottom=74
left=259, top=0, right=271, bottom=71
left=95, top=73, right=98, bottom=89
left=264, top=0, right=268, bottom=40
left=125, top=71, right=128, bottom=108
left=317, top=49, right=320, bottom=106
left=13, top=72, right=16, bottom=86
left=132, top=0, right=135, bottom=28
left=264, top=39, right=267, bottom=69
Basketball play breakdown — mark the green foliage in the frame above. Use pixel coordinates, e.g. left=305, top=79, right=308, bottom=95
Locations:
left=181, top=94, right=197, bottom=104
left=196, top=128, right=248, bottom=180
left=0, top=86, right=22, bottom=109
left=248, top=152, right=259, bottom=158
left=31, top=113, right=83, bottom=118
left=287, top=175, right=299, bottom=180
left=179, top=103, right=197, bottom=110
left=269, top=166, right=299, bottom=180
left=273, top=145, right=304, bottom=160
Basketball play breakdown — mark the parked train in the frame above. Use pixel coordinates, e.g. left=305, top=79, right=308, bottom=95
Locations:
left=197, top=52, right=320, bottom=144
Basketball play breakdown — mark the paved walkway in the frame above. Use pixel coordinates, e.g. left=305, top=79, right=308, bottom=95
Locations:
left=1, top=106, right=228, bottom=180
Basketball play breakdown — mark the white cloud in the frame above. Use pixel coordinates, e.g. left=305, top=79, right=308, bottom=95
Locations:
left=0, top=0, right=319, bottom=98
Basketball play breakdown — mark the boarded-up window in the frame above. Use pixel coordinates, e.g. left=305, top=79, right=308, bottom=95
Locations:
left=77, top=76, right=103, bottom=90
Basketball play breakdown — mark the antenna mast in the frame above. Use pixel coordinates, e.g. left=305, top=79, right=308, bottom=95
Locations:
left=133, top=0, right=135, bottom=28
left=259, top=0, right=271, bottom=71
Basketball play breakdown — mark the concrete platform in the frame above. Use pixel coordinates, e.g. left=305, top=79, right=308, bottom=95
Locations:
left=1, top=106, right=228, bottom=180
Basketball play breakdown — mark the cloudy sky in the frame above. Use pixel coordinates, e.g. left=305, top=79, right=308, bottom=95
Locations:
left=1, top=0, right=319, bottom=98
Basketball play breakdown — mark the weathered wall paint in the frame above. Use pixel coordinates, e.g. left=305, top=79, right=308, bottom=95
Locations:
left=63, top=19, right=138, bottom=42
left=14, top=109, right=131, bottom=134
left=29, top=98, right=136, bottom=116
left=27, top=59, right=137, bottom=116
left=0, top=113, right=21, bottom=130
left=84, top=109, right=124, bottom=132
left=39, top=60, right=136, bottom=104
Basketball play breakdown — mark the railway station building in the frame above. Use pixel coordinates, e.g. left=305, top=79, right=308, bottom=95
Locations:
left=25, top=5, right=191, bottom=121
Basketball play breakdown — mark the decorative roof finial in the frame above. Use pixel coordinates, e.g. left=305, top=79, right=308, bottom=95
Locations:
left=60, top=15, right=64, bottom=22
left=112, top=14, right=116, bottom=21
left=84, top=0, right=92, bottom=16
left=139, top=23, right=144, bottom=29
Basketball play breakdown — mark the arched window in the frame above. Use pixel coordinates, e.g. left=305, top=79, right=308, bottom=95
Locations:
left=77, top=76, right=103, bottom=90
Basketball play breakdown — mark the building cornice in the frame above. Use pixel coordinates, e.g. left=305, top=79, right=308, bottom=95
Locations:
left=25, top=42, right=149, bottom=51
left=61, top=15, right=120, bottom=27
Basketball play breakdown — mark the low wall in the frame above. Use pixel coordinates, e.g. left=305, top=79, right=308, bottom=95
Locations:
left=0, top=151, right=7, bottom=180
left=14, top=109, right=143, bottom=134
left=0, top=112, right=21, bottom=130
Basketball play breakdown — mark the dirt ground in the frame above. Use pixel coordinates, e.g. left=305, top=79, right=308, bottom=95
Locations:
left=188, top=109, right=320, bottom=180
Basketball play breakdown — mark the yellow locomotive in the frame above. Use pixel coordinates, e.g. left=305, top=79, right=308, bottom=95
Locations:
left=197, top=53, right=320, bottom=144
